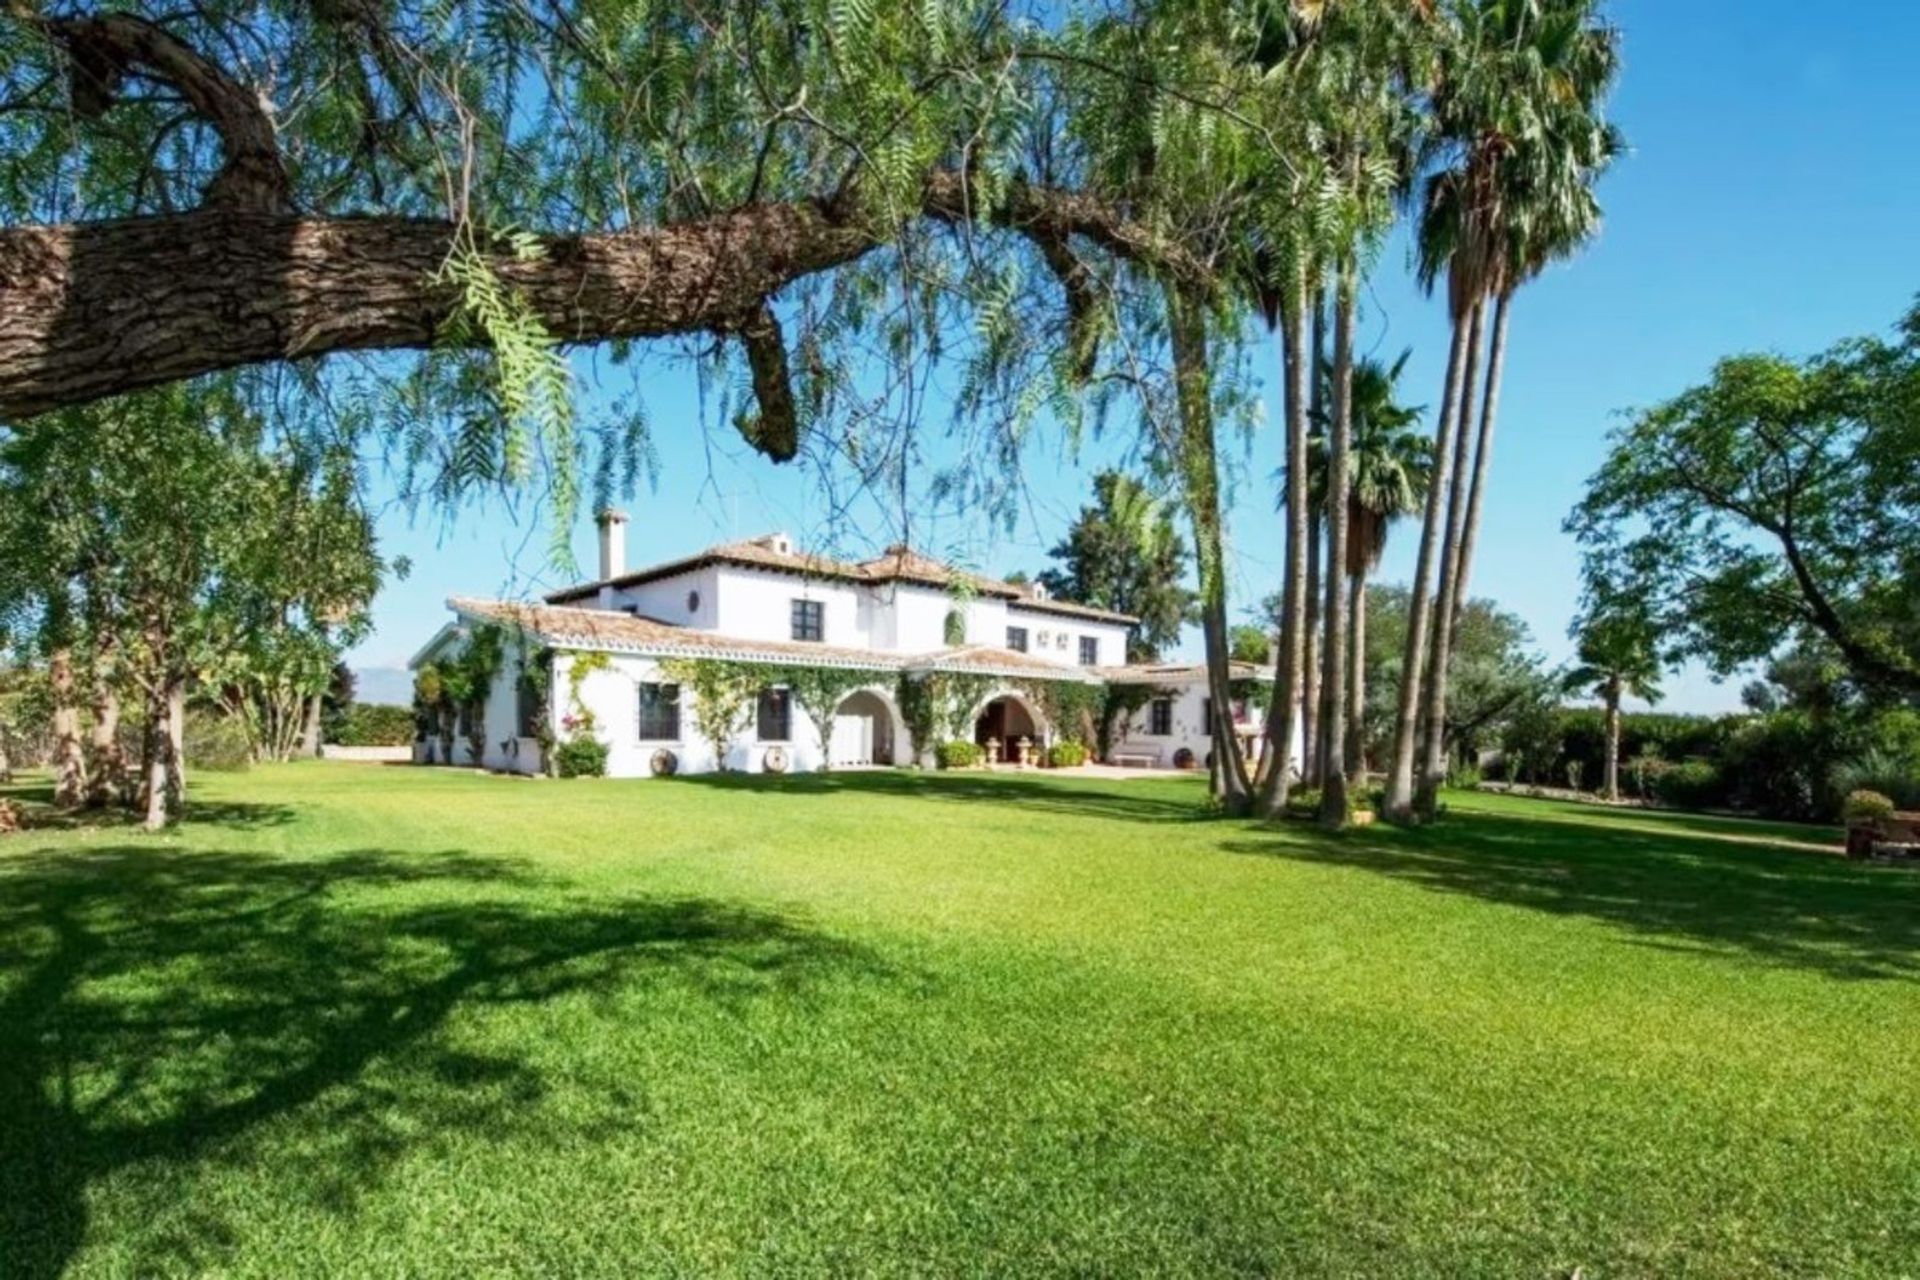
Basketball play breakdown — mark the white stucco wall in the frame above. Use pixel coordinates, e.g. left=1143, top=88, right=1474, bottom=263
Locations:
left=1110, top=682, right=1299, bottom=775
left=606, top=566, right=719, bottom=628
left=711, top=566, right=867, bottom=649
left=549, top=652, right=908, bottom=778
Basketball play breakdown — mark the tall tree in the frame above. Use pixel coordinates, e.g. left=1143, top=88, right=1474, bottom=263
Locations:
left=1387, top=0, right=1621, bottom=821
left=1038, top=471, right=1197, bottom=663
left=1568, top=306, right=1920, bottom=699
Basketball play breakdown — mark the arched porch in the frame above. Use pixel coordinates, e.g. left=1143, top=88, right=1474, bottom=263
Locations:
left=973, top=692, right=1047, bottom=764
left=828, top=687, right=903, bottom=767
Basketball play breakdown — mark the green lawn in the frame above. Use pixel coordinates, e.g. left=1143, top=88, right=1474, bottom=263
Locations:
left=3, top=764, right=1915, bottom=1278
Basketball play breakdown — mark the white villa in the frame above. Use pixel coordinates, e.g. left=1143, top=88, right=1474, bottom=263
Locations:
left=409, top=512, right=1296, bottom=778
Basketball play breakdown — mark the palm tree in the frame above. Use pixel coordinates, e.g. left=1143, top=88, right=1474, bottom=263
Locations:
left=1388, top=0, right=1621, bottom=821
left=1309, top=352, right=1429, bottom=776
left=1565, top=607, right=1663, bottom=801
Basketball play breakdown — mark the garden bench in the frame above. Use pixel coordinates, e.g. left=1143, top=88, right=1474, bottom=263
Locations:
left=1110, top=752, right=1157, bottom=769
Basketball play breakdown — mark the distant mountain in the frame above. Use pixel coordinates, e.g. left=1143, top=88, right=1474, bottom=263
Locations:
left=352, top=666, right=415, bottom=707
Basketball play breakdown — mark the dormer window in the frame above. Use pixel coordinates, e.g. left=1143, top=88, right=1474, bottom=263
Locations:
left=791, top=598, right=824, bottom=642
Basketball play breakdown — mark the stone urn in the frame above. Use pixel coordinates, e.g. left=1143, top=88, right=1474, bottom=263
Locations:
left=1017, top=736, right=1035, bottom=768
left=985, top=737, right=1001, bottom=770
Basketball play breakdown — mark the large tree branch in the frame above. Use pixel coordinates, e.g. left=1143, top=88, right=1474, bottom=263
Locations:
left=1775, top=525, right=1920, bottom=696
left=0, top=172, right=1206, bottom=442
left=10, top=4, right=291, bottom=212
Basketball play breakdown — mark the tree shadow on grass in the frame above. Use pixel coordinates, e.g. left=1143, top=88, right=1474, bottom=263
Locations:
left=0, top=775, right=296, bottom=833
left=0, top=843, right=888, bottom=1279
left=671, top=768, right=1218, bottom=825
left=1223, top=809, right=1920, bottom=983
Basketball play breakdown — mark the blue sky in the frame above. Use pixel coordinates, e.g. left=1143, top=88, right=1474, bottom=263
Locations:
left=347, top=1, right=1920, bottom=712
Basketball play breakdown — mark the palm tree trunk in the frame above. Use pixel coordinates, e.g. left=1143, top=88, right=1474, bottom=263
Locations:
left=1414, top=298, right=1488, bottom=818
left=1448, top=289, right=1512, bottom=646
left=1257, top=261, right=1311, bottom=817
left=1303, top=290, right=1329, bottom=783
left=1604, top=679, right=1621, bottom=802
left=1317, top=255, right=1358, bottom=827
left=1166, top=282, right=1251, bottom=810
left=1345, top=556, right=1367, bottom=779
left=1381, top=303, right=1476, bottom=821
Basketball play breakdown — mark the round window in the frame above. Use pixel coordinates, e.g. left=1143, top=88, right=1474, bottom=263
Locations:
left=686, top=589, right=701, bottom=614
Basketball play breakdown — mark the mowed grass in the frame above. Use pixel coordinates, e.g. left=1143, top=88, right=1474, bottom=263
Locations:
left=2, top=765, right=1916, bottom=1278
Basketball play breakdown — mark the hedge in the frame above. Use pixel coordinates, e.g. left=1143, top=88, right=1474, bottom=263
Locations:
left=330, top=703, right=416, bottom=747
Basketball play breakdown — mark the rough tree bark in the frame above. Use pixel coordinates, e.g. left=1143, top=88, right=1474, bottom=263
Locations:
left=49, top=644, right=86, bottom=808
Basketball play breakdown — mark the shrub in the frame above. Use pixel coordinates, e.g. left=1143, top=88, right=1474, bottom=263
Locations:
left=1045, top=741, right=1088, bottom=768
left=1842, top=789, right=1897, bottom=824
left=1447, top=764, right=1482, bottom=791
left=1653, top=759, right=1723, bottom=810
left=936, top=740, right=984, bottom=769
left=331, top=703, right=416, bottom=747
left=184, top=713, right=252, bottom=772
left=553, top=736, right=609, bottom=778
left=1718, top=712, right=1831, bottom=821
left=1832, top=748, right=1920, bottom=812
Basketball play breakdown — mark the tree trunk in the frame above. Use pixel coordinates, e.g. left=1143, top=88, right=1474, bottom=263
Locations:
left=1414, top=299, right=1488, bottom=818
left=1256, top=261, right=1311, bottom=817
left=49, top=644, right=86, bottom=808
left=1345, top=563, right=1367, bottom=780
left=298, top=690, right=323, bottom=758
left=1449, top=289, right=1512, bottom=646
left=1300, top=292, right=1328, bottom=784
left=1604, top=681, right=1621, bottom=802
left=86, top=677, right=123, bottom=808
left=1317, top=256, right=1358, bottom=827
left=1166, top=282, right=1251, bottom=811
left=141, top=675, right=185, bottom=831
left=1383, top=303, right=1476, bottom=820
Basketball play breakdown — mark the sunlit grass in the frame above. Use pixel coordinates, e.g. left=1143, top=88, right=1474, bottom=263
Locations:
left=2, top=763, right=1915, bottom=1277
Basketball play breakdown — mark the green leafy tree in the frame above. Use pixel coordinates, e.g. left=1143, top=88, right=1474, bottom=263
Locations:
left=0, top=381, right=386, bottom=826
left=1038, top=472, right=1197, bottom=662
left=1570, top=305, right=1920, bottom=699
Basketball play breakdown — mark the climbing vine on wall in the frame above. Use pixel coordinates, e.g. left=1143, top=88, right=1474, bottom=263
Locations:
left=1015, top=678, right=1105, bottom=747
left=659, top=657, right=761, bottom=769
